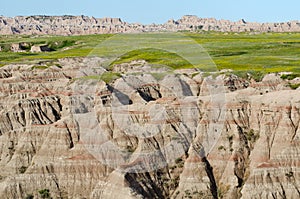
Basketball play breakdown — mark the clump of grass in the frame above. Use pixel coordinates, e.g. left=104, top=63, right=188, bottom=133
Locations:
left=47, top=40, right=76, bottom=50
left=151, top=72, right=167, bottom=81
left=100, top=72, right=121, bottom=83
left=218, top=145, right=226, bottom=151
left=246, top=129, right=260, bottom=143
left=38, top=189, right=51, bottom=199
left=232, top=70, right=265, bottom=82
left=281, top=73, right=300, bottom=80
left=31, top=65, right=48, bottom=70
left=0, top=44, right=13, bottom=52
left=288, top=83, right=300, bottom=90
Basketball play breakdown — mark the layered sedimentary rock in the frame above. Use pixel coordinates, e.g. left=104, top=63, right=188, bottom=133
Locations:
left=0, top=15, right=299, bottom=35
left=0, top=58, right=299, bottom=198
left=168, top=15, right=300, bottom=33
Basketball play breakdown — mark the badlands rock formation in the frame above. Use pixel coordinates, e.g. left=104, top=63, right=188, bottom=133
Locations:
left=0, top=15, right=299, bottom=35
left=30, top=45, right=51, bottom=53
left=0, top=57, right=299, bottom=198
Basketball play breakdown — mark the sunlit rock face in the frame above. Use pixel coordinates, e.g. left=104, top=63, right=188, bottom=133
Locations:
left=0, top=58, right=299, bottom=198
left=0, top=15, right=299, bottom=35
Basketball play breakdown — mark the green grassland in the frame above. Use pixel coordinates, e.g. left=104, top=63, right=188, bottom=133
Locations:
left=0, top=32, right=299, bottom=76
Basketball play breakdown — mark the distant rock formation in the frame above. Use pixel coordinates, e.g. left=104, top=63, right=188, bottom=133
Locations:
left=10, top=43, right=25, bottom=52
left=174, top=15, right=300, bottom=32
left=30, top=45, right=51, bottom=53
left=0, top=15, right=299, bottom=35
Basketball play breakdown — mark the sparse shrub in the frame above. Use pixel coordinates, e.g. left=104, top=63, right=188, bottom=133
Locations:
left=232, top=70, right=265, bottom=82
left=285, top=171, right=293, bottom=178
left=218, top=145, right=226, bottom=151
left=126, top=145, right=135, bottom=153
left=288, top=83, right=300, bottom=90
left=246, top=129, right=259, bottom=143
left=227, top=134, right=234, bottom=152
left=38, top=189, right=50, bottom=199
left=281, top=73, right=300, bottom=80
left=218, top=183, right=230, bottom=198
left=25, top=194, right=34, bottom=199
left=227, top=135, right=233, bottom=142
left=19, top=166, right=28, bottom=174
left=175, top=157, right=185, bottom=168
left=170, top=177, right=179, bottom=189
left=175, top=157, right=183, bottom=164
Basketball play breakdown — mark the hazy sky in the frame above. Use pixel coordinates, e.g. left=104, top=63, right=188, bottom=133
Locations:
left=1, top=0, right=299, bottom=24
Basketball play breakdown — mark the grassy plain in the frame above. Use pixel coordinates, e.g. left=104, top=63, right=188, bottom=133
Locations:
left=0, top=32, right=299, bottom=76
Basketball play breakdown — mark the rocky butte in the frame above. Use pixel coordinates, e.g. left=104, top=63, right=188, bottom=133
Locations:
left=0, top=15, right=299, bottom=35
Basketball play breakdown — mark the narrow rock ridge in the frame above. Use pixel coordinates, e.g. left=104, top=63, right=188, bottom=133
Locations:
left=0, top=15, right=299, bottom=35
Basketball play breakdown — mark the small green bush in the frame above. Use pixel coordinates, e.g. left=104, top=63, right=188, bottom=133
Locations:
left=38, top=189, right=50, bottom=199
left=281, top=73, right=300, bottom=80
left=288, top=83, right=300, bottom=90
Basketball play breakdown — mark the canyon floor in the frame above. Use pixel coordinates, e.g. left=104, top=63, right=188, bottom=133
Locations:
left=0, top=32, right=299, bottom=199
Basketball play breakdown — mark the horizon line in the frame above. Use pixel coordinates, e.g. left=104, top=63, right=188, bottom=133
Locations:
left=1, top=14, right=299, bottom=24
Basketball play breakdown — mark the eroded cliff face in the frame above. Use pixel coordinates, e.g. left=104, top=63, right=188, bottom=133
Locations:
left=0, top=15, right=299, bottom=35
left=0, top=58, right=299, bottom=199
